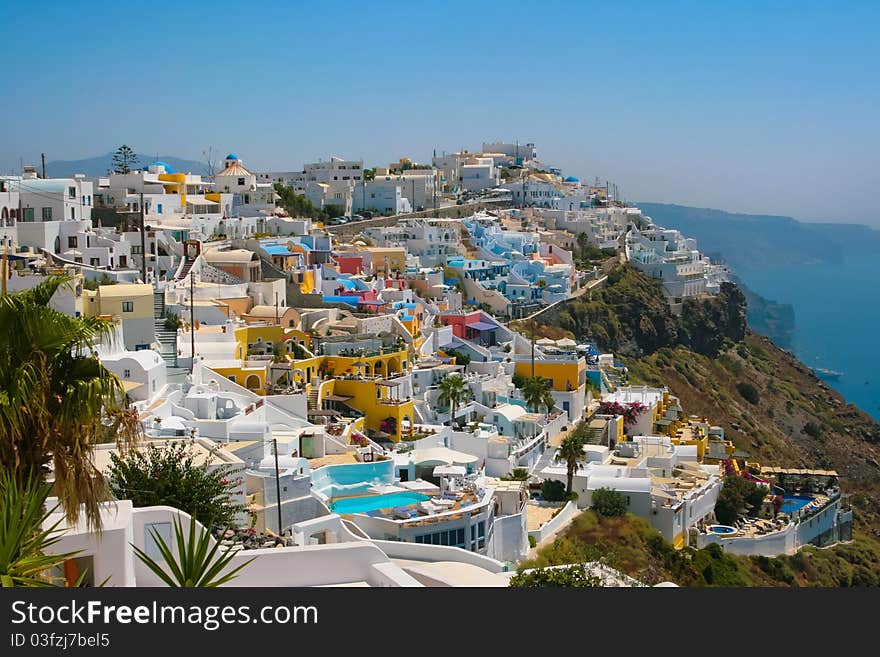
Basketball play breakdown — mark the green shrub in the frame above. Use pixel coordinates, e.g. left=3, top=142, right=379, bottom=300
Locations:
left=541, top=479, right=566, bottom=502
left=501, top=468, right=530, bottom=481
left=509, top=564, right=603, bottom=588
left=528, top=535, right=537, bottom=549
left=591, top=487, right=628, bottom=517
left=803, top=422, right=824, bottom=439
left=163, top=311, right=180, bottom=331
left=737, top=382, right=760, bottom=405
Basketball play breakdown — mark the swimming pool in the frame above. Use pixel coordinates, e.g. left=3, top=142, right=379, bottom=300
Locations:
left=330, top=492, right=430, bottom=514
left=707, top=525, right=737, bottom=535
left=780, top=495, right=813, bottom=515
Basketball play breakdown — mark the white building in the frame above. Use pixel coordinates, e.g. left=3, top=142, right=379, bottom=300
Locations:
left=353, top=181, right=411, bottom=215
left=211, top=153, right=278, bottom=215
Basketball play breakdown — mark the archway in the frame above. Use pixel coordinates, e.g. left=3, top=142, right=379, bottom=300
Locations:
left=54, top=236, right=61, bottom=254
left=245, top=374, right=261, bottom=391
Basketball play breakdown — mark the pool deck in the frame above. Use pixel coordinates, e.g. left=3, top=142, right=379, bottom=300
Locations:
left=307, top=452, right=360, bottom=469
left=526, top=502, right=560, bottom=531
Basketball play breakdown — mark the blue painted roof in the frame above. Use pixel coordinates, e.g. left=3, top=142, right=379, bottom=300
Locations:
left=150, top=161, right=175, bottom=173
left=263, top=244, right=294, bottom=256
left=338, top=279, right=357, bottom=290
left=401, top=315, right=414, bottom=322
left=564, top=176, right=579, bottom=182
left=226, top=153, right=239, bottom=161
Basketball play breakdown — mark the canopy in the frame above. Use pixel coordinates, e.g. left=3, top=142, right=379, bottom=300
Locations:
left=536, top=337, right=556, bottom=345
left=556, top=338, right=576, bottom=347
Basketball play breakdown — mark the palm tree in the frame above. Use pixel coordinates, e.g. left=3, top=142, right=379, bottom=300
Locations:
left=133, top=514, right=253, bottom=587
left=437, top=374, right=470, bottom=426
left=0, top=277, right=141, bottom=530
left=556, top=432, right=587, bottom=497
left=555, top=422, right=601, bottom=497
left=522, top=376, right=556, bottom=415
left=0, top=472, right=81, bottom=587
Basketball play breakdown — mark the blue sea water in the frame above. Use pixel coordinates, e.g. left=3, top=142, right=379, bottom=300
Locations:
left=738, top=255, right=880, bottom=421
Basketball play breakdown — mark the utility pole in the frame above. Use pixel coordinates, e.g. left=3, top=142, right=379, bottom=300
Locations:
left=189, top=270, right=196, bottom=374
left=41, top=153, right=46, bottom=179
left=273, top=437, right=283, bottom=536
left=139, top=191, right=147, bottom=283
left=275, top=291, right=279, bottom=325
left=531, top=315, right=536, bottom=378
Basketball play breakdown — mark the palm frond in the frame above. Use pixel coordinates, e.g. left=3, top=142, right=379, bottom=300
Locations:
left=132, top=515, right=254, bottom=587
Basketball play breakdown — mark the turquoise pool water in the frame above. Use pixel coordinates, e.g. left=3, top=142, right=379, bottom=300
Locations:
left=330, top=492, right=429, bottom=514
left=708, top=525, right=737, bottom=535
left=780, top=495, right=813, bottom=515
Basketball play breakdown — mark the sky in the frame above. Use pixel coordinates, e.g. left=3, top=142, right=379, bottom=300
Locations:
left=1, top=0, right=878, bottom=223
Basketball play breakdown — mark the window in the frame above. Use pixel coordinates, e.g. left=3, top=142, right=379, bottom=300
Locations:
left=68, top=236, right=77, bottom=248
left=71, top=207, right=75, bottom=220
left=123, top=369, right=131, bottom=378
left=41, top=207, right=52, bottom=221
left=144, top=522, right=172, bottom=561
left=90, top=258, right=100, bottom=267
left=237, top=178, right=245, bottom=186
left=122, top=301, right=134, bottom=312
left=157, top=203, right=163, bottom=214
left=68, top=187, right=76, bottom=199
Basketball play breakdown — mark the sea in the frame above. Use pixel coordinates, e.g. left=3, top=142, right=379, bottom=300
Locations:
left=737, top=254, right=880, bottom=421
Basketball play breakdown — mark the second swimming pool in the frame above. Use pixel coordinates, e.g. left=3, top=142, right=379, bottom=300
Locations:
left=330, top=492, right=430, bottom=514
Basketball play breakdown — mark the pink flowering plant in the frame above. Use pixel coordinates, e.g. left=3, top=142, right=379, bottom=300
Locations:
left=596, top=401, right=649, bottom=428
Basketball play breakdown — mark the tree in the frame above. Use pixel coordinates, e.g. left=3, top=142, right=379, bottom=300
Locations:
left=509, top=564, right=603, bottom=588
left=541, top=479, right=566, bottom=502
left=511, top=371, right=527, bottom=389
left=273, top=183, right=325, bottom=219
left=591, top=487, right=628, bottom=518
left=714, top=475, right=768, bottom=525
left=202, top=146, right=218, bottom=177
left=437, top=374, right=471, bottom=426
left=0, top=277, right=140, bottom=530
left=0, top=473, right=82, bottom=587
left=133, top=514, right=253, bottom=587
left=522, top=376, right=555, bottom=415
left=556, top=431, right=588, bottom=496
left=501, top=468, right=530, bottom=481
left=108, top=441, right=246, bottom=531
left=111, top=145, right=139, bottom=174
left=363, top=168, right=376, bottom=181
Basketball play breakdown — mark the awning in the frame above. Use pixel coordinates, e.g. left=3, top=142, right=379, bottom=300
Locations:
left=324, top=394, right=353, bottom=402
left=469, top=321, right=499, bottom=331
left=377, top=379, right=403, bottom=387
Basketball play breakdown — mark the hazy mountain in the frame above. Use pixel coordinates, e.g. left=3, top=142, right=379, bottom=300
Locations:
left=635, top=203, right=880, bottom=270
left=45, top=153, right=208, bottom=178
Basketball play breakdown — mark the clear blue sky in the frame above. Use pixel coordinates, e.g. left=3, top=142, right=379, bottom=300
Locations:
left=1, top=0, right=878, bottom=222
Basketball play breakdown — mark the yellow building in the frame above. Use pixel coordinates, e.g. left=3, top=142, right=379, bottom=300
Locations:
left=83, top=282, right=154, bottom=351
left=360, top=247, right=406, bottom=277
left=319, top=377, right=414, bottom=442
left=513, top=358, right=585, bottom=392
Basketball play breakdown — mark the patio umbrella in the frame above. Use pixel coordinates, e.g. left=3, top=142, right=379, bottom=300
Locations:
left=556, top=338, right=577, bottom=348
left=536, top=337, right=556, bottom=346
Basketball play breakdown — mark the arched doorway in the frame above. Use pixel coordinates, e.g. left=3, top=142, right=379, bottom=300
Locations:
left=245, top=374, right=261, bottom=391
left=54, top=236, right=61, bottom=254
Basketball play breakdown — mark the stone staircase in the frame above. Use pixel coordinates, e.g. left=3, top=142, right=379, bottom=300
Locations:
left=176, top=258, right=195, bottom=281
left=153, top=290, right=178, bottom=368
left=307, top=386, right=321, bottom=411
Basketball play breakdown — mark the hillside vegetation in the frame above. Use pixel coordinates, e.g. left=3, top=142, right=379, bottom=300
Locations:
left=548, top=265, right=746, bottom=358
left=532, top=263, right=880, bottom=583
left=522, top=510, right=880, bottom=587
